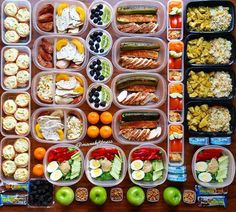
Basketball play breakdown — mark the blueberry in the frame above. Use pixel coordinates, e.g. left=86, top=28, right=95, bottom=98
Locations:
left=99, top=75, right=105, bottom=81
left=100, top=49, right=104, bottom=53
left=89, top=64, right=94, bottom=69
left=96, top=71, right=101, bottom=77
left=90, top=14, right=95, bottom=19
left=89, top=97, right=94, bottom=103
left=97, top=59, right=101, bottom=65
left=90, top=34, right=94, bottom=39
left=97, top=85, right=102, bottom=91
left=94, top=49, right=99, bottom=53
left=94, top=91, right=99, bottom=97
left=100, top=101, right=106, bottom=107
left=94, top=75, right=99, bottom=80
left=95, top=43, right=100, bottom=49
left=95, top=7, right=100, bottom=12
left=94, top=98, right=100, bottom=103
left=98, top=4, right=103, bottom=9
left=97, top=16, right=101, bottom=21
left=89, top=92, right=93, bottom=97
left=99, top=11, right=103, bottom=16
left=97, top=65, right=102, bottom=71
left=96, top=37, right=101, bottom=42
left=90, top=46, right=94, bottom=51
left=91, top=9, right=96, bottom=14
left=98, top=21, right=103, bottom=25
left=93, top=18, right=98, bottom=24
left=91, top=88, right=96, bottom=94
left=98, top=31, right=103, bottom=36
left=93, top=31, right=99, bottom=37
left=89, top=40, right=94, bottom=45
left=92, top=61, right=97, bottom=66
left=95, top=11, right=100, bottom=16
left=89, top=70, right=95, bottom=76
left=95, top=103, right=100, bottom=108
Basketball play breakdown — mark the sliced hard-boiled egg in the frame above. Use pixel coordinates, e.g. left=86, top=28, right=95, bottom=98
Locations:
left=50, top=169, right=63, bottom=181
left=147, top=127, right=162, bottom=140
left=132, top=170, right=145, bottom=181
left=195, top=161, right=208, bottom=172
left=47, top=161, right=59, bottom=173
left=131, top=160, right=144, bottom=171
left=117, top=90, right=128, bottom=103
left=198, top=172, right=212, bottom=183
left=90, top=168, right=103, bottom=178
left=89, top=159, right=101, bottom=169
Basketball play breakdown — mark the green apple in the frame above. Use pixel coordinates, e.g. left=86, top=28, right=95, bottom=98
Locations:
left=127, top=186, right=145, bottom=206
left=163, top=187, right=181, bottom=206
left=89, top=186, right=107, bottom=205
left=55, top=186, right=74, bottom=206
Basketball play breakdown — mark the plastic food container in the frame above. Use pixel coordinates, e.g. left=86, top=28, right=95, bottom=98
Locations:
left=111, top=72, right=167, bottom=108
left=31, top=107, right=87, bottom=144
left=112, top=0, right=166, bottom=37
left=75, top=187, right=88, bottom=202
left=110, top=188, right=123, bottom=202
left=33, top=35, right=88, bottom=72
left=43, top=143, right=84, bottom=186
left=185, top=67, right=235, bottom=102
left=33, top=0, right=88, bottom=35
left=84, top=144, right=127, bottom=187
left=0, top=136, right=31, bottom=184
left=31, top=71, right=87, bottom=107
left=112, top=36, right=167, bottom=73
left=112, top=108, right=167, bottom=145
left=1, top=0, right=32, bottom=45
left=192, top=145, right=235, bottom=188
left=1, top=46, right=31, bottom=91
left=185, top=0, right=235, bottom=34
left=0, top=91, right=31, bottom=137
left=128, top=144, right=168, bottom=188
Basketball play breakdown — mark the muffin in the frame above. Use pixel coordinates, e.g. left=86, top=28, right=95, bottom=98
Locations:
left=4, top=63, right=19, bottom=76
left=16, top=54, right=29, bottom=69
left=15, top=122, right=29, bottom=135
left=3, top=99, right=17, bottom=115
left=2, top=160, right=16, bottom=176
left=16, top=70, right=30, bottom=86
left=15, top=93, right=30, bottom=107
left=14, top=153, right=29, bottom=167
left=14, top=108, right=29, bottom=121
left=4, top=48, right=19, bottom=62
left=16, top=8, right=30, bottom=22
left=4, top=2, right=18, bottom=16
left=13, top=168, right=29, bottom=182
left=2, top=145, right=15, bottom=160
left=4, top=17, right=18, bottom=30
left=2, top=116, right=17, bottom=131
left=4, top=76, right=18, bottom=89
left=5, top=30, right=20, bottom=43
left=16, top=23, right=30, bottom=37
left=14, top=138, right=29, bottom=153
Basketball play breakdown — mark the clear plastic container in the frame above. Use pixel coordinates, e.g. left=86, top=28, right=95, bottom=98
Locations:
left=111, top=72, right=167, bottom=108
left=43, top=143, right=84, bottom=186
left=31, top=107, right=87, bottom=144
left=192, top=145, right=235, bottom=188
left=84, top=143, right=127, bottom=187
left=0, top=136, right=31, bottom=184
left=112, top=37, right=167, bottom=73
left=1, top=0, right=32, bottom=45
left=112, top=0, right=166, bottom=37
left=33, top=0, right=88, bottom=35
left=32, top=35, right=88, bottom=72
left=167, top=124, right=184, bottom=166
left=128, top=144, right=168, bottom=188
left=112, top=108, right=167, bottom=145
left=31, top=71, right=87, bottom=107
left=0, top=91, right=31, bottom=137
left=1, top=46, right=31, bottom=91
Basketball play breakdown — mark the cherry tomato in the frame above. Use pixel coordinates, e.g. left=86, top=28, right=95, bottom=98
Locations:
left=177, top=15, right=182, bottom=28
left=169, top=57, right=175, bottom=69
left=177, top=99, right=183, bottom=110
left=170, top=139, right=182, bottom=153
left=169, top=16, right=178, bottom=28
left=169, top=98, right=179, bottom=110
left=174, top=58, right=182, bottom=69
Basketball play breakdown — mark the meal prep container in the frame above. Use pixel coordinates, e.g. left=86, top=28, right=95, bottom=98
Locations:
left=43, top=143, right=84, bottom=186
left=185, top=33, right=236, bottom=67
left=0, top=136, right=31, bottom=184
left=192, top=145, right=235, bottom=188
left=33, top=0, right=88, bottom=35
left=185, top=0, right=235, bottom=34
left=31, top=71, right=87, bottom=107
left=31, top=107, right=87, bottom=144
left=111, top=72, right=167, bottom=109
left=84, top=144, right=127, bottom=187
left=185, top=101, right=235, bottom=137
left=112, top=0, right=166, bottom=37
left=112, top=108, right=167, bottom=145
left=128, top=144, right=168, bottom=188
left=112, top=37, right=167, bottom=73
left=1, top=0, right=32, bottom=45
left=33, top=35, right=88, bottom=72
left=0, top=91, right=31, bottom=137
left=1, top=46, right=31, bottom=91
left=185, top=67, right=235, bottom=102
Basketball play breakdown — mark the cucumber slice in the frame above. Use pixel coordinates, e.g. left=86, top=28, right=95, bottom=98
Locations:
left=121, top=112, right=160, bottom=122
left=120, top=42, right=160, bottom=51
left=117, top=6, right=157, bottom=15
left=153, top=170, right=163, bottom=181
left=102, top=6, right=111, bottom=24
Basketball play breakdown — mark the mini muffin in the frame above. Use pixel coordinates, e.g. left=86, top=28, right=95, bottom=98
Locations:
left=16, top=70, right=30, bottom=86
left=14, top=138, right=29, bottom=153
left=2, top=116, right=17, bottom=131
left=14, top=108, right=29, bottom=121
left=3, top=99, right=17, bottom=115
left=16, top=54, right=29, bottom=69
left=4, top=17, right=18, bottom=30
left=4, top=48, right=19, bottom=62
left=16, top=8, right=30, bottom=22
left=15, top=93, right=30, bottom=107
left=2, top=145, right=15, bottom=160
left=5, top=30, right=20, bottom=43
left=4, top=2, right=18, bottom=16
left=14, top=153, right=29, bottom=167
left=4, top=76, right=18, bottom=89
left=4, top=63, right=19, bottom=76
left=2, top=160, right=17, bottom=176
left=16, top=23, right=30, bottom=37
left=15, top=122, right=29, bottom=135
left=14, top=168, right=29, bottom=182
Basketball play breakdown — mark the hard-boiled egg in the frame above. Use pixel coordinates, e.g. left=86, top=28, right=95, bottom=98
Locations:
left=50, top=169, right=63, bottom=181
left=89, top=159, right=100, bottom=169
left=195, top=161, right=208, bottom=172
left=198, top=172, right=212, bottom=183
left=47, top=161, right=59, bottom=173
left=131, top=160, right=144, bottom=171
left=132, top=170, right=145, bottom=181
left=90, top=168, right=103, bottom=178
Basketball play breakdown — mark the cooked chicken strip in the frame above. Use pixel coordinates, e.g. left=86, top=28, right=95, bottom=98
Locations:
left=120, top=121, right=158, bottom=130
left=118, top=22, right=158, bottom=33
left=120, top=50, right=158, bottom=59
left=121, top=92, right=158, bottom=105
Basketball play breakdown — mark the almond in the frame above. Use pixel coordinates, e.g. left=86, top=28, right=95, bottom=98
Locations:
left=38, top=54, right=53, bottom=68
left=41, top=38, right=53, bottom=54
left=39, top=46, right=52, bottom=62
left=38, top=22, right=53, bottom=32
left=38, top=4, right=54, bottom=16
left=38, top=13, right=53, bottom=23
